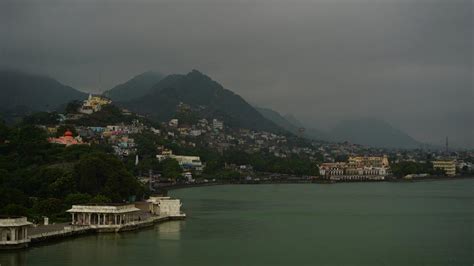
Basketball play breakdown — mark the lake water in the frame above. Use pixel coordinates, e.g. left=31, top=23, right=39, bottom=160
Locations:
left=1, top=179, right=473, bottom=266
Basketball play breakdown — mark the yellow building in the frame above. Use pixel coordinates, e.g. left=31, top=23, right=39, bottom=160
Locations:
left=432, top=160, right=456, bottom=176
left=348, top=155, right=389, bottom=168
left=79, top=94, right=112, bottom=114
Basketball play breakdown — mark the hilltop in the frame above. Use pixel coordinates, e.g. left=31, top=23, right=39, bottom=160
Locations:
left=123, top=70, right=286, bottom=133
left=328, top=118, right=421, bottom=148
left=0, top=70, right=87, bottom=112
left=103, top=71, right=163, bottom=102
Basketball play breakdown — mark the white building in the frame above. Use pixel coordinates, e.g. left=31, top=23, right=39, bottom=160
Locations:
left=169, top=119, right=179, bottom=128
left=67, top=204, right=140, bottom=230
left=212, top=119, right=224, bottom=131
left=151, top=127, right=161, bottom=134
left=0, top=216, right=32, bottom=249
left=156, top=150, right=203, bottom=171
left=433, top=160, right=456, bottom=176
left=319, top=162, right=388, bottom=180
left=147, top=197, right=184, bottom=217
left=189, top=129, right=202, bottom=137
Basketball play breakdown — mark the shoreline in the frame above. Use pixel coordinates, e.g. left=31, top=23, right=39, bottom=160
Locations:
left=0, top=215, right=185, bottom=252
left=159, top=175, right=474, bottom=191
left=3, top=176, right=471, bottom=252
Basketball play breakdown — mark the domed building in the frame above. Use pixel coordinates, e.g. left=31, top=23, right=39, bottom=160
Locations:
left=48, top=130, right=87, bottom=146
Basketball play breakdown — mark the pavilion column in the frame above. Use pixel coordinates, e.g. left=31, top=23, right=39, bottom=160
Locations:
left=88, top=213, right=91, bottom=225
left=10, top=228, right=16, bottom=241
left=114, top=215, right=117, bottom=225
left=71, top=213, right=75, bottom=225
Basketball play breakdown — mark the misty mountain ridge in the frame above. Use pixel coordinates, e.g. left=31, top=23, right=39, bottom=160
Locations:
left=256, top=107, right=329, bottom=141
left=329, top=118, right=421, bottom=148
left=0, top=69, right=425, bottom=148
left=256, top=106, right=421, bottom=148
left=123, top=70, right=285, bottom=133
left=0, top=70, right=87, bottom=112
left=103, top=71, right=163, bottom=101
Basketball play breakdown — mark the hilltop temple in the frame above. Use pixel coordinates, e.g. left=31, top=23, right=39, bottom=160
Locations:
left=79, top=94, right=112, bottom=114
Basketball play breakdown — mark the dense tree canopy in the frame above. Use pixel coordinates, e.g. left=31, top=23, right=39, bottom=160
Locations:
left=0, top=122, right=147, bottom=222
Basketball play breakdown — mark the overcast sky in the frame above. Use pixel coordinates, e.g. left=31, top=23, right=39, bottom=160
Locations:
left=1, top=0, right=472, bottom=148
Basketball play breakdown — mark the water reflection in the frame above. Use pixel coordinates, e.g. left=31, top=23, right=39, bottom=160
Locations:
left=1, top=182, right=473, bottom=266
left=0, top=251, right=28, bottom=266
left=156, top=221, right=184, bottom=240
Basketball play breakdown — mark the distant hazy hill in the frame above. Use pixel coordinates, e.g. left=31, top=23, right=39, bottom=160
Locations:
left=256, top=107, right=329, bottom=141
left=255, top=107, right=299, bottom=132
left=103, top=71, right=163, bottom=101
left=257, top=106, right=421, bottom=148
left=0, top=70, right=87, bottom=112
left=283, top=114, right=305, bottom=128
left=124, top=70, right=284, bottom=133
left=329, top=118, right=421, bottom=148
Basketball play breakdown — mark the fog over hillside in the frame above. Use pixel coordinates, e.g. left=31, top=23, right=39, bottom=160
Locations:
left=1, top=0, right=472, bottom=148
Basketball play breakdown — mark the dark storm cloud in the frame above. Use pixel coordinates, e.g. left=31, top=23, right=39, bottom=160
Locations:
left=0, top=0, right=472, bottom=147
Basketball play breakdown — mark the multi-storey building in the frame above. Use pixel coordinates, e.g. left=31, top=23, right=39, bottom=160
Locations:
left=432, top=160, right=456, bottom=176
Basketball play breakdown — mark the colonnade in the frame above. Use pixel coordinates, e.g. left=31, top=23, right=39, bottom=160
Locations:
left=71, top=212, right=137, bottom=226
left=0, top=227, right=28, bottom=243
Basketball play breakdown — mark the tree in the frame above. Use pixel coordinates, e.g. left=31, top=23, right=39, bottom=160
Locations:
left=89, top=195, right=112, bottom=204
left=0, top=188, right=29, bottom=210
left=65, top=100, right=82, bottom=114
left=65, top=193, right=92, bottom=207
left=0, top=120, right=10, bottom=142
left=22, top=112, right=59, bottom=125
left=2, top=204, right=29, bottom=217
left=73, top=152, right=143, bottom=202
left=10, top=125, right=50, bottom=166
left=162, top=158, right=181, bottom=179
left=203, top=159, right=224, bottom=174
left=335, top=154, right=349, bottom=162
left=33, top=198, right=64, bottom=217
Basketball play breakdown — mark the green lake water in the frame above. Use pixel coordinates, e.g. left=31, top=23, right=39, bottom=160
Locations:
left=1, top=179, right=473, bottom=266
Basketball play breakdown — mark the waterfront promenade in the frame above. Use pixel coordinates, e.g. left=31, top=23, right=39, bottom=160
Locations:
left=13, top=214, right=185, bottom=249
left=1, top=198, right=186, bottom=250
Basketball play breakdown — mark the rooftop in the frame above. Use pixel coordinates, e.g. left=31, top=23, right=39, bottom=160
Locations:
left=67, top=204, right=140, bottom=214
left=0, top=216, right=33, bottom=227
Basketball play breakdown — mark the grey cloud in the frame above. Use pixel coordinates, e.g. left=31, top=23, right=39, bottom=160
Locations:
left=0, top=0, right=472, bottom=147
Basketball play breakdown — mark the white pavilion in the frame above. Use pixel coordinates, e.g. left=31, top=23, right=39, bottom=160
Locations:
left=67, top=204, right=140, bottom=229
left=0, top=216, right=32, bottom=249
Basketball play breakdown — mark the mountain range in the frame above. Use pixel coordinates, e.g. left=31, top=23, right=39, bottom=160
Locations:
left=256, top=107, right=421, bottom=148
left=103, top=71, right=163, bottom=102
left=0, top=69, right=423, bottom=148
left=0, top=70, right=87, bottom=112
left=255, top=107, right=329, bottom=141
left=122, top=70, right=284, bottom=133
